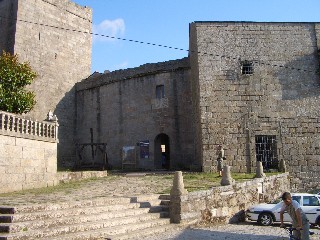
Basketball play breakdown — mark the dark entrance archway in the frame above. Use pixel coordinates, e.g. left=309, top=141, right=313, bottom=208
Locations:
left=154, top=134, right=170, bottom=170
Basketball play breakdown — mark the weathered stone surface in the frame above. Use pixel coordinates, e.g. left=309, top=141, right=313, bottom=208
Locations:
left=0, top=134, right=57, bottom=194
left=0, top=0, right=92, bottom=168
left=190, top=22, right=320, bottom=191
left=255, top=161, right=266, bottom=178
left=175, top=173, right=290, bottom=224
left=221, top=165, right=235, bottom=186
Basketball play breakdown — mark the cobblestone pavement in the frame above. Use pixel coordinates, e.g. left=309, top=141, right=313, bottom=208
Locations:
left=145, top=222, right=320, bottom=240
left=0, top=172, right=319, bottom=239
left=0, top=172, right=174, bottom=206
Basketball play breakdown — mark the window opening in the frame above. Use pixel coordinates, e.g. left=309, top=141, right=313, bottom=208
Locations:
left=156, top=85, right=165, bottom=99
left=161, top=144, right=166, bottom=152
left=241, top=61, right=254, bottom=75
left=292, top=196, right=301, bottom=204
left=255, top=135, right=278, bottom=170
left=303, top=196, right=320, bottom=206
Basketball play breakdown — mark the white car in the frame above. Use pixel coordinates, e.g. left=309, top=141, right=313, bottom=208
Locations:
left=246, top=193, right=320, bottom=226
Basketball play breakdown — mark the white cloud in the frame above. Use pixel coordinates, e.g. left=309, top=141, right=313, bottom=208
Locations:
left=93, top=18, right=125, bottom=42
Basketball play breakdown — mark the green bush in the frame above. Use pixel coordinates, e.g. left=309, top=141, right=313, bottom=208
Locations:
left=0, top=51, right=37, bottom=114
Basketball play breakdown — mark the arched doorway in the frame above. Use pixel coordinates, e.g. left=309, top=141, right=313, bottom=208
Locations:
left=154, top=134, right=170, bottom=170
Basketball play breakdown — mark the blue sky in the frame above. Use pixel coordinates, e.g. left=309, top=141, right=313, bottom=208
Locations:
left=72, top=0, right=320, bottom=73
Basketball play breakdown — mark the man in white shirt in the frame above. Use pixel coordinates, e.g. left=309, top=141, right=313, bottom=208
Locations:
left=280, top=192, right=310, bottom=240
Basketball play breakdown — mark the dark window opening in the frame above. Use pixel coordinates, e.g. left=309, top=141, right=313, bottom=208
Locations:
left=241, top=61, right=254, bottom=75
left=255, top=135, right=278, bottom=170
left=156, top=85, right=165, bottom=99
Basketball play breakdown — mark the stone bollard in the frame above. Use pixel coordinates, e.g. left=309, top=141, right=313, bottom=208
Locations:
left=279, top=158, right=286, bottom=173
left=170, top=171, right=188, bottom=196
left=255, top=161, right=266, bottom=178
left=220, top=165, right=235, bottom=186
left=170, top=171, right=188, bottom=223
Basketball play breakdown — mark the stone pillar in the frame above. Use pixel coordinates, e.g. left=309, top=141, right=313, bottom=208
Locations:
left=220, top=165, right=235, bottom=186
left=170, top=171, right=188, bottom=223
left=255, top=161, right=266, bottom=178
left=279, top=158, right=286, bottom=173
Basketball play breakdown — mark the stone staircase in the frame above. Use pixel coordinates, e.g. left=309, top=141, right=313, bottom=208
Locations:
left=0, top=194, right=179, bottom=240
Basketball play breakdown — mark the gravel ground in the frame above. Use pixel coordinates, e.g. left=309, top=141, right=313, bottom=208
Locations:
left=145, top=222, right=320, bottom=240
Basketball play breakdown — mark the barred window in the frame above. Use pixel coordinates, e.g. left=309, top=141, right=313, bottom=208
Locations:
left=241, top=61, right=254, bottom=75
left=255, top=135, right=278, bottom=170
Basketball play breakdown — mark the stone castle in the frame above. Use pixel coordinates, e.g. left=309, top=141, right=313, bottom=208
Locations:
left=0, top=0, right=319, bottom=191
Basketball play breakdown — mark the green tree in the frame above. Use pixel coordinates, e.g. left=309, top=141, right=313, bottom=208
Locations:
left=0, top=51, right=37, bottom=114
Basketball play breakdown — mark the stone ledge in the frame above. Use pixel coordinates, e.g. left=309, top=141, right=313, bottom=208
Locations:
left=57, top=171, right=108, bottom=184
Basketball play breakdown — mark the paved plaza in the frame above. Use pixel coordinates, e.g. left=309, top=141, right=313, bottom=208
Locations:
left=0, top=172, right=319, bottom=239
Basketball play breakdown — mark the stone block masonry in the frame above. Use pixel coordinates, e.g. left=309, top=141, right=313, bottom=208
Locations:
left=170, top=173, right=290, bottom=224
left=0, top=111, right=58, bottom=194
left=76, top=58, right=194, bottom=170
left=189, top=22, right=320, bottom=191
left=0, top=0, right=92, bottom=168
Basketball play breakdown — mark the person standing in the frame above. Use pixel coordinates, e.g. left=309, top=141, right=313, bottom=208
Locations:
left=280, top=192, right=310, bottom=240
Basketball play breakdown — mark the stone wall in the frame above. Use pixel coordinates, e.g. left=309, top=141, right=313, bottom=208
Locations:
left=76, top=58, right=195, bottom=170
left=0, top=0, right=92, bottom=168
left=170, top=173, right=290, bottom=224
left=0, top=111, right=58, bottom=194
left=0, top=0, right=17, bottom=53
left=189, top=22, right=320, bottom=191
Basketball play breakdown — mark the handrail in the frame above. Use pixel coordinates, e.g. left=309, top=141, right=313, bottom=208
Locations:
left=0, top=110, right=59, bottom=142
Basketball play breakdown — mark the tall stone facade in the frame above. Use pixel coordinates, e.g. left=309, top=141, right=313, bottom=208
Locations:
left=1, top=1, right=319, bottom=192
left=0, top=0, right=92, bottom=168
left=75, top=58, right=195, bottom=170
left=190, top=22, right=320, bottom=191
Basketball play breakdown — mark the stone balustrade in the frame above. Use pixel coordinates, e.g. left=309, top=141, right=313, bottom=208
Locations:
left=0, top=110, right=58, bottom=142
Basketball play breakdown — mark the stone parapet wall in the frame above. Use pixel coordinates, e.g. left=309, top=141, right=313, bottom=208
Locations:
left=170, top=173, right=289, bottom=224
left=0, top=111, right=58, bottom=194
left=77, top=58, right=190, bottom=91
left=0, top=111, right=58, bottom=143
left=57, top=170, right=108, bottom=184
left=0, top=134, right=58, bottom=194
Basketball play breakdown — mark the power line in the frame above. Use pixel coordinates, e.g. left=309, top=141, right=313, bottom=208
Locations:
left=0, top=15, right=317, bottom=74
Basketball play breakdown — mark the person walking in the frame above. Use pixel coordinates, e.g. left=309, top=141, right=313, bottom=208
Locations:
left=280, top=192, right=310, bottom=240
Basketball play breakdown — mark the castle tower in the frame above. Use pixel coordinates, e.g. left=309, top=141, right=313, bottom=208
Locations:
left=0, top=0, right=92, bottom=167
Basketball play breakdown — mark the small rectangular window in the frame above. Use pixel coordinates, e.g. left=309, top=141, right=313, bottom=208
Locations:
left=241, top=61, right=254, bottom=75
left=156, top=85, right=164, bottom=99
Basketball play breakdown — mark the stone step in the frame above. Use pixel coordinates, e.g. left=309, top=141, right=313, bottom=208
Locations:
left=109, top=223, right=181, bottom=240
left=46, top=218, right=172, bottom=240
left=0, top=194, right=171, bottom=240
left=0, top=203, right=141, bottom=223
left=0, top=197, right=133, bottom=214
left=0, top=213, right=170, bottom=239
left=158, top=194, right=170, bottom=201
left=0, top=207, right=167, bottom=233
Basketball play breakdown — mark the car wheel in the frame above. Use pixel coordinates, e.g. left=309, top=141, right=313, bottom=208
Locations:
left=258, top=213, right=273, bottom=226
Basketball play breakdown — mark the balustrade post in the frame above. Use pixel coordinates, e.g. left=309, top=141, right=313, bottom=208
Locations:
left=18, top=117, right=22, bottom=133
left=9, top=116, right=13, bottom=131
left=13, top=117, right=17, bottom=132
left=0, top=113, right=4, bottom=130
left=54, top=122, right=59, bottom=140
